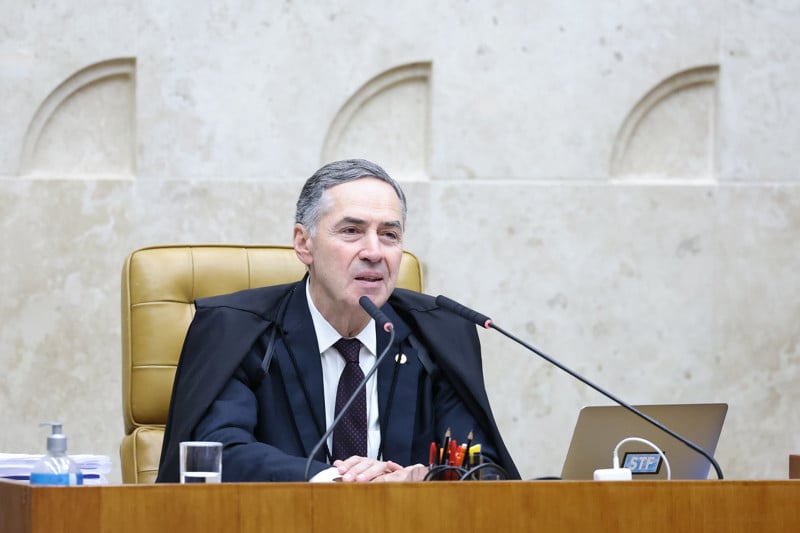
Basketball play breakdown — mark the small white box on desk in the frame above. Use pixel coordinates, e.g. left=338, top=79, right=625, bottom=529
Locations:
left=593, top=467, right=632, bottom=481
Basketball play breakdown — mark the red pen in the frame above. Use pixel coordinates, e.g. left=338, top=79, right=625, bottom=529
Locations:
left=445, top=439, right=459, bottom=480
left=448, top=439, right=458, bottom=466
left=455, top=444, right=467, bottom=467
left=429, top=442, right=437, bottom=467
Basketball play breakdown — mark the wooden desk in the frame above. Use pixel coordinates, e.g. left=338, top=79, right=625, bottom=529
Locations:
left=2, top=478, right=799, bottom=533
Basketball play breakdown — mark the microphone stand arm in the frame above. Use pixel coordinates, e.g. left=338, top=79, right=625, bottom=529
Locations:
left=489, top=322, right=724, bottom=480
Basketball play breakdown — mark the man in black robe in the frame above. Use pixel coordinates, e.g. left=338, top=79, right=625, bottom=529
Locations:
left=157, top=159, right=519, bottom=482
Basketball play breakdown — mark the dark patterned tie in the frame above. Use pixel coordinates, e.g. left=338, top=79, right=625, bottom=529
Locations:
left=332, top=337, right=367, bottom=461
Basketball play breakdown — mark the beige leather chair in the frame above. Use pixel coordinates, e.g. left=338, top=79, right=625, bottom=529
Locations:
left=120, top=244, right=423, bottom=483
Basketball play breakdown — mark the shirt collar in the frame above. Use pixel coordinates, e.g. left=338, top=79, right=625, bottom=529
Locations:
left=305, top=280, right=377, bottom=356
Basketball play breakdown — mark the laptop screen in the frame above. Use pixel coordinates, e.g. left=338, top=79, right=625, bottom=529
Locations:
left=560, top=403, right=728, bottom=480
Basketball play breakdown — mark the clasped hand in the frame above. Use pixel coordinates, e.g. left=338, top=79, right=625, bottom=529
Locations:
left=333, top=456, right=427, bottom=483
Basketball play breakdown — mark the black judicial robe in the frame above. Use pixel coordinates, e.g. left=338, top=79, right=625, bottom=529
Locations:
left=156, top=279, right=520, bottom=482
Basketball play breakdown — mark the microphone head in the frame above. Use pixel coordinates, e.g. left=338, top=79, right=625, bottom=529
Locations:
left=435, top=295, right=493, bottom=329
left=358, top=296, right=394, bottom=331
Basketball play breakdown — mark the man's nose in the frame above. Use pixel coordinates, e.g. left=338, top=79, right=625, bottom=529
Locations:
left=359, top=232, right=383, bottom=262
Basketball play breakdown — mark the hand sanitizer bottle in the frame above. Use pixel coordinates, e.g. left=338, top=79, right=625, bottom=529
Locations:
left=29, top=423, right=84, bottom=486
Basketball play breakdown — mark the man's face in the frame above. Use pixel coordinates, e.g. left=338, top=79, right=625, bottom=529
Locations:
left=294, top=177, right=404, bottom=320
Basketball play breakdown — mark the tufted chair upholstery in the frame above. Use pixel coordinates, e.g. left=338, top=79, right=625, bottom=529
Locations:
left=120, top=244, right=423, bottom=483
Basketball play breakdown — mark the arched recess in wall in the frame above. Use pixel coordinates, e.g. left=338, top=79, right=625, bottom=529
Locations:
left=19, top=57, right=136, bottom=177
left=609, top=65, right=719, bottom=180
left=321, top=62, right=431, bottom=180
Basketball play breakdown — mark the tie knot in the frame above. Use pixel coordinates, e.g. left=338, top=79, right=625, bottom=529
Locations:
left=334, top=337, right=362, bottom=364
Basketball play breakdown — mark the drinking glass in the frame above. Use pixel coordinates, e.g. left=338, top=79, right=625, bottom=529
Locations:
left=179, top=441, right=222, bottom=484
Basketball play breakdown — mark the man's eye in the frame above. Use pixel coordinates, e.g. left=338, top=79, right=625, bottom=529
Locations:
left=382, top=232, right=399, bottom=241
left=342, top=227, right=359, bottom=234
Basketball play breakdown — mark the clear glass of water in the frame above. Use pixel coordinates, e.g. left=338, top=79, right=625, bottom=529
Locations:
left=179, top=441, right=222, bottom=484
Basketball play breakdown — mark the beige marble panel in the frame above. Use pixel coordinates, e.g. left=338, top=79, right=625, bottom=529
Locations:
left=22, top=59, right=136, bottom=177
left=134, top=1, right=435, bottom=179
left=1, top=178, right=798, bottom=483
left=719, top=1, right=800, bottom=181
left=0, top=1, right=136, bottom=175
left=709, top=185, right=800, bottom=477
left=0, top=178, right=299, bottom=484
left=431, top=1, right=722, bottom=179
left=421, top=181, right=799, bottom=479
left=9, top=1, right=799, bottom=182
left=322, top=63, right=431, bottom=180
left=12, top=0, right=721, bottom=181
left=611, top=67, right=718, bottom=180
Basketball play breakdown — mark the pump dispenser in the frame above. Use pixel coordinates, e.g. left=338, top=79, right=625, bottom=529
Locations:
left=29, top=422, right=83, bottom=486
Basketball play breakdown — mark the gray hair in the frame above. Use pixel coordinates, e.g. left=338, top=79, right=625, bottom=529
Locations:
left=295, top=159, right=407, bottom=234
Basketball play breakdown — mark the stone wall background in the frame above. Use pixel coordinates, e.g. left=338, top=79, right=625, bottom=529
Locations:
left=1, top=0, right=798, bottom=482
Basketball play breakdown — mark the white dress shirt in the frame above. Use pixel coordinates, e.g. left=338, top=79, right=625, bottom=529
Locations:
left=306, top=283, right=382, bottom=481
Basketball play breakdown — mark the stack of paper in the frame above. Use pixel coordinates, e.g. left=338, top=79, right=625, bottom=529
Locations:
left=0, top=453, right=112, bottom=485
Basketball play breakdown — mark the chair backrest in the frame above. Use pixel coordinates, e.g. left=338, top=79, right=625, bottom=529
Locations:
left=120, top=244, right=423, bottom=483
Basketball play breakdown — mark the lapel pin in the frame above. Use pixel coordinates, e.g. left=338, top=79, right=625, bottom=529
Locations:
left=395, top=353, right=408, bottom=364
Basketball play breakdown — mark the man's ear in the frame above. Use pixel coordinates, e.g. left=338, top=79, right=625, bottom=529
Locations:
left=293, top=223, right=313, bottom=266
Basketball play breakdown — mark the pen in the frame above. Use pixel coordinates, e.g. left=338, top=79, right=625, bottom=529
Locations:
left=456, top=443, right=467, bottom=467
left=429, top=442, right=437, bottom=467
left=448, top=439, right=458, bottom=466
left=464, top=430, right=473, bottom=466
left=441, top=428, right=451, bottom=465
left=446, top=439, right=459, bottom=480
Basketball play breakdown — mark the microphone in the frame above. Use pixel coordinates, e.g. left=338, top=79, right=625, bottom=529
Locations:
left=302, top=296, right=396, bottom=481
left=358, top=295, right=394, bottom=333
left=434, top=294, right=724, bottom=480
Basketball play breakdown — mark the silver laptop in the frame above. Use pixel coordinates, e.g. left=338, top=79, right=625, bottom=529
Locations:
left=560, top=403, right=728, bottom=480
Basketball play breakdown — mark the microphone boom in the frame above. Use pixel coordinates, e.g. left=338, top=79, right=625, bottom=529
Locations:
left=434, top=295, right=724, bottom=480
